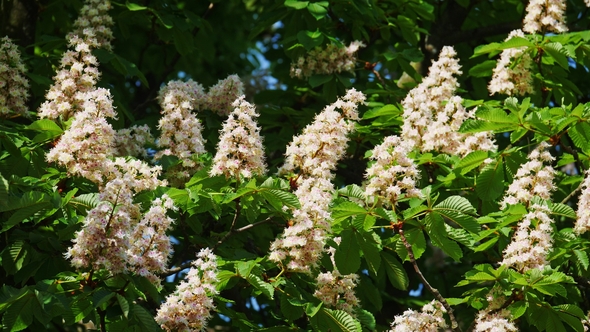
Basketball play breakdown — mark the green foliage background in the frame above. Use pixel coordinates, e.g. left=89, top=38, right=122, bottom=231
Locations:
left=3, top=0, right=590, bottom=331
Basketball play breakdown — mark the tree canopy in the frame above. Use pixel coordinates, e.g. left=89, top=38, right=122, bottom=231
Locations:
left=3, top=0, right=590, bottom=331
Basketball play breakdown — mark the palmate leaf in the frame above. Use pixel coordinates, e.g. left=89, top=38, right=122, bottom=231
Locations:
left=310, top=308, right=362, bottom=332
left=130, top=304, right=158, bottom=332
left=456, top=150, right=489, bottom=174
left=335, top=229, right=361, bottom=274
left=2, top=291, right=35, bottom=331
left=247, top=274, right=275, bottom=300
left=1, top=201, right=51, bottom=233
left=355, top=231, right=381, bottom=275
left=68, top=193, right=100, bottom=213
left=476, top=161, right=505, bottom=201
left=380, top=251, right=409, bottom=290
left=434, top=196, right=480, bottom=233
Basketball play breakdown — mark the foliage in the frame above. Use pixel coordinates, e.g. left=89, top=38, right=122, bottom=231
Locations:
left=2, top=0, right=590, bottom=331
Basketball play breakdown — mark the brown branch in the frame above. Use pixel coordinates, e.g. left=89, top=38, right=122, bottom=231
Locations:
left=398, top=228, right=461, bottom=332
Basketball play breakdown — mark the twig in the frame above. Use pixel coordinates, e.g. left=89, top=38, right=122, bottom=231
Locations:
left=561, top=179, right=585, bottom=204
left=398, top=228, right=461, bottom=332
left=97, top=308, right=107, bottom=332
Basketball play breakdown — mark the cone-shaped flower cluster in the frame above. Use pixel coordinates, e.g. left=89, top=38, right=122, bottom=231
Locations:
left=575, top=170, right=590, bottom=234
left=389, top=300, right=448, bottom=332
left=156, top=248, right=218, bottom=332
left=210, top=96, right=267, bottom=179
left=205, top=75, right=244, bottom=116
left=46, top=88, right=117, bottom=184
left=270, top=89, right=366, bottom=272
left=278, top=88, right=365, bottom=180
left=364, top=135, right=422, bottom=207
left=68, top=0, right=114, bottom=50
left=401, top=46, right=496, bottom=157
left=38, top=36, right=103, bottom=120
left=489, top=30, right=534, bottom=96
left=0, top=37, right=30, bottom=117
left=290, top=41, right=365, bottom=79
left=500, top=142, right=555, bottom=209
left=523, top=0, right=567, bottom=34
left=501, top=203, right=554, bottom=272
left=156, top=80, right=207, bottom=169
left=313, top=240, right=360, bottom=315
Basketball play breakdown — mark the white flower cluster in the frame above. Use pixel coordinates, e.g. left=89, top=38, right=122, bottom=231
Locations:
left=205, top=75, right=245, bottom=116
left=278, top=88, right=366, bottom=180
left=68, top=0, right=114, bottom=50
left=474, top=287, right=519, bottom=332
left=210, top=96, right=267, bottom=179
left=156, top=80, right=207, bottom=176
left=270, top=89, right=365, bottom=272
left=46, top=88, right=117, bottom=184
left=44, top=0, right=176, bottom=287
left=389, top=300, right=448, bottom=332
left=501, top=203, right=554, bottom=272
left=313, top=241, right=360, bottom=315
left=575, top=170, right=590, bottom=235
left=0, top=36, right=30, bottom=117
left=38, top=36, right=102, bottom=120
left=290, top=41, right=365, bottom=79
left=364, top=135, right=422, bottom=207
left=500, top=142, right=555, bottom=209
left=523, top=0, right=567, bottom=34
left=401, top=46, right=496, bottom=157
left=113, top=124, right=155, bottom=158
left=489, top=30, right=534, bottom=96
left=155, top=248, right=218, bottom=332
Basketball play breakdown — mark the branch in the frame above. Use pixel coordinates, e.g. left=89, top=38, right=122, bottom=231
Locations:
left=398, top=228, right=461, bottom=332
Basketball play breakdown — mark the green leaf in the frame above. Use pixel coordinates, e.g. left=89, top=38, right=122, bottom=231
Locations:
left=92, top=288, right=115, bottom=308
left=307, top=2, right=328, bottom=20
left=434, top=196, right=479, bottom=233
left=247, top=275, right=274, bottom=300
left=459, top=119, right=515, bottom=133
left=2, top=291, right=35, bottom=331
left=331, top=202, right=367, bottom=223
left=311, top=308, right=361, bottom=332
left=356, top=231, right=381, bottom=275
left=380, top=251, right=409, bottom=290
left=574, top=250, right=589, bottom=270
left=426, top=213, right=463, bottom=261
left=468, top=60, right=496, bottom=78
left=476, top=161, right=505, bottom=201
left=116, top=294, right=129, bottom=319
left=507, top=301, right=527, bottom=319
left=260, top=189, right=300, bottom=209
left=68, top=193, right=100, bottom=213
left=284, top=0, right=309, bottom=9
left=131, top=305, right=158, bottom=332
left=27, top=119, right=63, bottom=134
left=126, top=1, right=148, bottom=10
left=475, top=106, right=519, bottom=124
left=335, top=229, right=361, bottom=274
left=2, top=201, right=51, bottom=233
left=309, top=74, right=333, bottom=88
left=474, top=237, right=498, bottom=252
left=472, top=42, right=501, bottom=57
left=550, top=203, right=576, bottom=219
left=173, top=29, right=194, bottom=56
left=395, top=228, right=426, bottom=261
left=568, top=122, right=590, bottom=153
left=297, top=29, right=324, bottom=50
left=544, top=42, right=569, bottom=69
left=362, top=104, right=401, bottom=119
left=457, top=150, right=489, bottom=175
